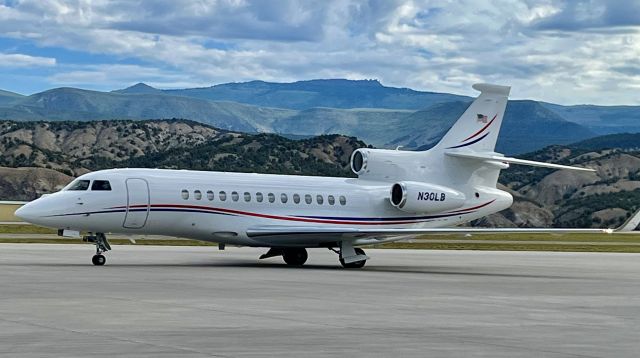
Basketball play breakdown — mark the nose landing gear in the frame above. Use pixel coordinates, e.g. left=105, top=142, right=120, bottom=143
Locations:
left=91, top=254, right=106, bottom=266
left=83, top=233, right=111, bottom=266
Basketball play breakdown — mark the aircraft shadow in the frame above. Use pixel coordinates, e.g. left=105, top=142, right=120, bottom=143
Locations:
left=1, top=260, right=577, bottom=279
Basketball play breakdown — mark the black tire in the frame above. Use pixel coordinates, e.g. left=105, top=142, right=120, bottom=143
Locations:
left=340, top=248, right=366, bottom=269
left=282, top=248, right=308, bottom=266
left=92, top=254, right=106, bottom=266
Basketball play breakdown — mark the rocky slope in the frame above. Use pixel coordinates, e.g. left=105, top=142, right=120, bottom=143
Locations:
left=0, top=120, right=224, bottom=175
left=0, top=167, right=73, bottom=200
left=0, top=119, right=365, bottom=194
left=492, top=145, right=640, bottom=228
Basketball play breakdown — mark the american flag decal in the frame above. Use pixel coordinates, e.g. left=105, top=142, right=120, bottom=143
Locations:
left=476, top=114, right=488, bottom=123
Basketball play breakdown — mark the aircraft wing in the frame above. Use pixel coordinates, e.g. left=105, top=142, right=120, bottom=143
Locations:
left=246, top=208, right=640, bottom=245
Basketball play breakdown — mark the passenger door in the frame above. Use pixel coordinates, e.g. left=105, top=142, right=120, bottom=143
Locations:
left=123, top=178, right=150, bottom=229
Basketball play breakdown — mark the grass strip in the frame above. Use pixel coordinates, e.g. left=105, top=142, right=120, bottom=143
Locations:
left=2, top=226, right=640, bottom=253
left=373, top=242, right=640, bottom=253
left=0, top=225, right=57, bottom=234
left=415, top=233, right=640, bottom=242
left=2, top=238, right=640, bottom=253
left=0, top=238, right=215, bottom=246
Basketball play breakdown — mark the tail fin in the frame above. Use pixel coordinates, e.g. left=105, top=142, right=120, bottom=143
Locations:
left=435, top=83, right=510, bottom=152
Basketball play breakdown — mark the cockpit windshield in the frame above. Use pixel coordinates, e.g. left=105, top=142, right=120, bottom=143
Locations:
left=66, top=180, right=90, bottom=191
left=91, top=180, right=112, bottom=191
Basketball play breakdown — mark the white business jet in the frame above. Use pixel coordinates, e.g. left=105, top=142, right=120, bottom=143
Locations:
left=15, top=84, right=640, bottom=267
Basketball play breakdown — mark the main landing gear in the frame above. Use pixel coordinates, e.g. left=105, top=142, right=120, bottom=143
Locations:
left=259, top=241, right=368, bottom=268
left=83, top=233, right=111, bottom=266
left=283, top=248, right=308, bottom=266
left=334, top=241, right=368, bottom=269
left=260, top=248, right=308, bottom=266
left=339, top=248, right=367, bottom=268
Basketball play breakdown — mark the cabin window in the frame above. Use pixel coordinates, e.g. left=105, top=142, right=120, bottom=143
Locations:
left=231, top=191, right=239, bottom=202
left=207, top=190, right=214, bottom=201
left=328, top=195, right=335, bottom=205
left=339, top=195, right=347, bottom=206
left=293, top=193, right=300, bottom=204
left=194, top=190, right=202, bottom=200
left=281, top=193, right=288, bottom=203
left=256, top=192, right=264, bottom=203
left=305, top=194, right=312, bottom=204
left=316, top=195, right=324, bottom=205
left=181, top=189, right=189, bottom=200
left=219, top=191, right=227, bottom=201
left=244, top=192, right=251, bottom=202
left=268, top=193, right=275, bottom=203
left=91, top=180, right=112, bottom=191
left=67, top=180, right=90, bottom=191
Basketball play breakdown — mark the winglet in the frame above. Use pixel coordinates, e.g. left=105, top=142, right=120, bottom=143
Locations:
left=617, top=208, right=640, bottom=232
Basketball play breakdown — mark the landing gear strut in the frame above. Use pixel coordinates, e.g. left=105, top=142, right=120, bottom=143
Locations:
left=83, top=233, right=111, bottom=266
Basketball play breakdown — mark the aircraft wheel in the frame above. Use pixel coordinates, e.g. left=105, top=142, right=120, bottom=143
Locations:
left=282, top=248, right=308, bottom=266
left=92, top=254, right=106, bottom=266
left=340, top=248, right=367, bottom=269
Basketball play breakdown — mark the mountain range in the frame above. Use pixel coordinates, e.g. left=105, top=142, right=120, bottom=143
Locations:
left=1, top=119, right=638, bottom=228
left=1, top=79, right=638, bottom=154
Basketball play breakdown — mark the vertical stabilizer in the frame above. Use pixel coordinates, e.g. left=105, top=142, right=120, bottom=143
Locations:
left=435, top=84, right=510, bottom=152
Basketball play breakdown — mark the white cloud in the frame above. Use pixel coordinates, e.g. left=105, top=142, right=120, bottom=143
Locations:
left=0, top=53, right=56, bottom=67
left=47, top=63, right=222, bottom=91
left=1, top=0, right=640, bottom=104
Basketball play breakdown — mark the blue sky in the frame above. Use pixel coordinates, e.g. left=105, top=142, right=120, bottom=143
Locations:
left=0, top=0, right=639, bottom=105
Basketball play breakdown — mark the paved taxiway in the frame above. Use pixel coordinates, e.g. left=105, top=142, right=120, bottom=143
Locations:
left=1, top=244, right=639, bottom=357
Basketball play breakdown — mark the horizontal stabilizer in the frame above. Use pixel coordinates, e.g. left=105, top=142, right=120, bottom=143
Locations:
left=472, top=83, right=511, bottom=95
left=445, top=151, right=595, bottom=172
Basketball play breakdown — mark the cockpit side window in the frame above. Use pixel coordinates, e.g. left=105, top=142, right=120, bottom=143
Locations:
left=91, top=180, right=112, bottom=191
left=67, top=180, right=90, bottom=191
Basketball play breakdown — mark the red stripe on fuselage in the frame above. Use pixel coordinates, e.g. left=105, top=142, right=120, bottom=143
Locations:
left=446, top=199, right=496, bottom=213
left=112, top=201, right=493, bottom=225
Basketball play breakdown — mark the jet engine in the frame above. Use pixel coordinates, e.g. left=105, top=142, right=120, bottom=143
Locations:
left=351, top=148, right=416, bottom=180
left=390, top=181, right=466, bottom=213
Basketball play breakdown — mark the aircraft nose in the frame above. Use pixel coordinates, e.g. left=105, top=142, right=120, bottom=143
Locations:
left=14, top=203, right=35, bottom=222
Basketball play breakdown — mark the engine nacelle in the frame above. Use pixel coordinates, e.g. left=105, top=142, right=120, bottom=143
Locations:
left=390, top=181, right=466, bottom=213
left=351, top=148, right=418, bottom=180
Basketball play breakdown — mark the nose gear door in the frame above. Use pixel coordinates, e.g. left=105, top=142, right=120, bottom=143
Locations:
left=123, top=178, right=150, bottom=229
